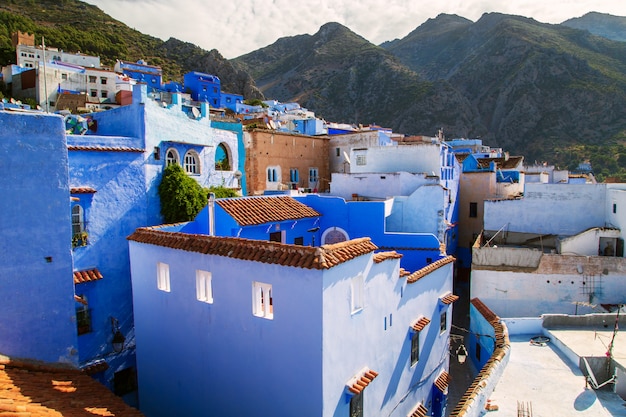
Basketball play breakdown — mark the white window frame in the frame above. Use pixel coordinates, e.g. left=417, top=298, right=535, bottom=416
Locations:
left=196, top=270, right=213, bottom=303
left=71, top=204, right=85, bottom=235
left=184, top=150, right=200, bottom=175
left=252, top=282, right=273, bottom=319
left=351, top=274, right=364, bottom=314
left=356, top=154, right=367, bottom=166
left=165, top=148, right=180, bottom=166
left=157, top=262, right=171, bottom=292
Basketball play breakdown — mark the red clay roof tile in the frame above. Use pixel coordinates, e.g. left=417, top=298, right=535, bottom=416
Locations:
left=440, top=292, right=459, bottom=305
left=411, top=316, right=431, bottom=332
left=373, top=251, right=403, bottom=263
left=409, top=403, right=428, bottom=417
left=216, top=196, right=321, bottom=226
left=0, top=358, right=144, bottom=416
left=68, top=145, right=144, bottom=153
left=345, top=368, right=378, bottom=395
left=434, top=370, right=451, bottom=392
left=70, top=187, right=97, bottom=194
left=405, top=256, right=455, bottom=283
left=128, top=228, right=377, bottom=270
left=73, top=268, right=103, bottom=284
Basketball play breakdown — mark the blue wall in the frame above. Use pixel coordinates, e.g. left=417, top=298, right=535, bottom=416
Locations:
left=0, top=111, right=78, bottom=364
left=296, top=195, right=443, bottom=272
left=129, top=240, right=324, bottom=416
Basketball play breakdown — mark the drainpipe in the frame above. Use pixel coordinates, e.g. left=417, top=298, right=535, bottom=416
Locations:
left=208, top=193, right=215, bottom=236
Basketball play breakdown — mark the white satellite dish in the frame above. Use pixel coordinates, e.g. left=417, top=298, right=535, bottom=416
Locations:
left=234, top=170, right=242, bottom=179
left=191, top=107, right=200, bottom=119
left=343, top=151, right=351, bottom=164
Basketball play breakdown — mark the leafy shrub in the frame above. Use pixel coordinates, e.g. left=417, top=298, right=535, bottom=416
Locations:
left=158, top=164, right=206, bottom=223
left=206, top=185, right=239, bottom=199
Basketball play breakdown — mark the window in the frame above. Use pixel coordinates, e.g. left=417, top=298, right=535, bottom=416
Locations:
left=269, top=231, right=282, bottom=243
left=294, top=236, right=304, bottom=245
left=410, top=331, right=420, bottom=365
left=157, top=262, right=170, bottom=292
left=100, top=77, right=107, bottom=85
left=252, top=282, right=273, bottom=319
left=166, top=148, right=179, bottom=166
left=90, top=89, right=97, bottom=98
left=101, top=91, right=108, bottom=98
left=440, top=311, right=447, bottom=334
left=215, top=143, right=230, bottom=171
left=72, top=205, right=85, bottom=235
left=476, top=342, right=481, bottom=362
left=196, top=270, right=213, bottom=303
left=309, top=168, right=319, bottom=184
left=114, top=367, right=137, bottom=396
left=469, top=202, right=478, bottom=218
left=336, top=147, right=341, bottom=157
left=184, top=150, right=200, bottom=174
left=350, top=391, right=363, bottom=417
left=267, top=167, right=278, bottom=182
left=356, top=155, right=367, bottom=166
left=76, top=306, right=92, bottom=335
left=61, top=73, right=67, bottom=80
left=351, top=275, right=364, bottom=313
left=88, top=75, right=97, bottom=83
left=290, top=168, right=299, bottom=183
left=613, top=203, right=617, bottom=214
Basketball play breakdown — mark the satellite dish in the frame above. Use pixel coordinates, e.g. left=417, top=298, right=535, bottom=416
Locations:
left=343, top=151, right=351, bottom=164
left=234, top=170, right=242, bottom=179
left=191, top=107, right=200, bottom=119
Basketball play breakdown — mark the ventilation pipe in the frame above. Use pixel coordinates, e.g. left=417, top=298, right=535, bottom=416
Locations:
left=208, top=193, right=215, bottom=236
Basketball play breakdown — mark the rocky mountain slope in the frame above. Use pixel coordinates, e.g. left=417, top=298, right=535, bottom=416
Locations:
left=562, top=12, right=626, bottom=42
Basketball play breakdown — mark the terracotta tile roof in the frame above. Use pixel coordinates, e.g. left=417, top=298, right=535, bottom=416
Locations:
left=434, top=370, right=451, bottom=392
left=70, top=187, right=97, bottom=194
left=411, top=316, right=431, bottom=332
left=128, top=228, right=377, bottom=270
left=450, top=298, right=511, bottom=417
left=68, top=145, right=144, bottom=153
left=345, top=368, right=378, bottom=395
left=409, top=403, right=428, bottom=417
left=81, top=360, right=109, bottom=376
left=405, top=256, right=455, bottom=283
left=440, top=292, right=459, bottom=305
left=74, top=294, right=87, bottom=305
left=73, top=268, right=103, bottom=284
left=216, top=196, right=321, bottom=226
left=399, top=268, right=411, bottom=277
left=0, top=358, right=144, bottom=416
left=373, top=251, right=403, bottom=263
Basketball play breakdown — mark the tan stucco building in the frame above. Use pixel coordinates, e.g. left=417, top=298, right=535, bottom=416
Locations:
left=244, top=129, right=330, bottom=195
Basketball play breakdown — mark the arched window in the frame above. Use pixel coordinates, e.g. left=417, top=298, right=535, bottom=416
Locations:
left=72, top=205, right=85, bottom=235
left=184, top=150, right=200, bottom=175
left=322, top=227, right=349, bottom=245
left=165, top=148, right=179, bottom=166
left=215, top=143, right=231, bottom=171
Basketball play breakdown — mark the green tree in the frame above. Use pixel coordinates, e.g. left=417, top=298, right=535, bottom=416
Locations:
left=158, top=164, right=206, bottom=223
left=206, top=185, right=239, bottom=199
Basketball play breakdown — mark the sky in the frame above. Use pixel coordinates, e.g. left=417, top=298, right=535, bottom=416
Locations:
left=83, top=0, right=626, bottom=59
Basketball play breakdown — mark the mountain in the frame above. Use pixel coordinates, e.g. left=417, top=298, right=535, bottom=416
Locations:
left=0, top=0, right=262, bottom=98
left=233, top=22, right=478, bottom=138
left=236, top=13, right=626, bottom=174
left=562, top=12, right=626, bottom=42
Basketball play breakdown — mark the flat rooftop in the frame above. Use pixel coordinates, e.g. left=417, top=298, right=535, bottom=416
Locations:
left=486, top=331, right=626, bottom=416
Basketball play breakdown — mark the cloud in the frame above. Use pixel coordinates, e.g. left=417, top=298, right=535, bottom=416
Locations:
left=84, top=0, right=626, bottom=59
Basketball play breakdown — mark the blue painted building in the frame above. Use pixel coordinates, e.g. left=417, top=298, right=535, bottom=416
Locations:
left=183, top=71, right=221, bottom=107
left=128, top=193, right=457, bottom=416
left=114, top=60, right=162, bottom=91
left=0, top=109, right=78, bottom=365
